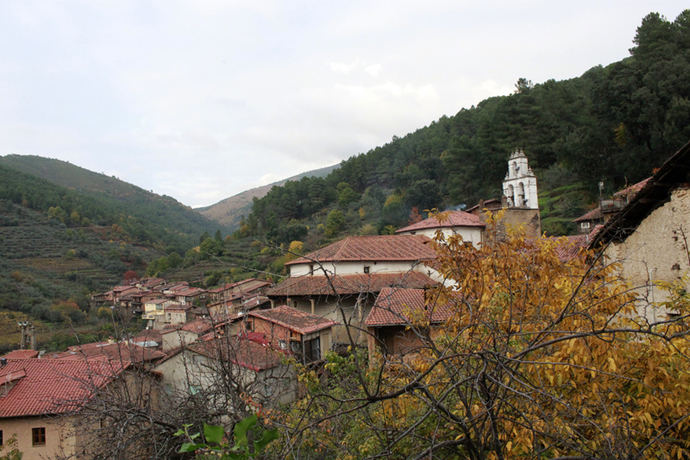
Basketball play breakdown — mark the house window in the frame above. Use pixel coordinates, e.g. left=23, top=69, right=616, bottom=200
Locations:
left=309, top=264, right=314, bottom=275
left=279, top=340, right=287, bottom=350
left=581, top=221, right=590, bottom=229
left=363, top=266, right=370, bottom=274
left=0, top=429, right=3, bottom=446
left=32, top=427, right=46, bottom=446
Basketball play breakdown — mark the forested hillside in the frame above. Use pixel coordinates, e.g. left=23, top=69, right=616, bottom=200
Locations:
left=0, top=156, right=224, bottom=253
left=243, top=11, right=690, bottom=243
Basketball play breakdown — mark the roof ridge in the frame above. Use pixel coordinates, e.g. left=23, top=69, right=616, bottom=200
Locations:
left=334, top=236, right=352, bottom=260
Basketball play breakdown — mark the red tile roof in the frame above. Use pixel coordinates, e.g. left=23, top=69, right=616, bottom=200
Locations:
left=208, top=278, right=271, bottom=294
left=188, top=337, right=283, bottom=371
left=180, top=319, right=213, bottom=335
left=1, top=350, right=39, bottom=359
left=175, top=287, right=206, bottom=297
left=286, top=235, right=435, bottom=266
left=145, top=298, right=169, bottom=305
left=249, top=306, right=336, bottom=335
left=550, top=235, right=589, bottom=262
left=266, top=271, right=437, bottom=297
left=242, top=295, right=270, bottom=309
left=396, top=210, right=484, bottom=233
left=365, top=288, right=453, bottom=327
left=53, top=342, right=165, bottom=363
left=132, top=329, right=163, bottom=344
left=0, top=358, right=125, bottom=417
left=613, top=177, right=652, bottom=199
left=573, top=207, right=602, bottom=223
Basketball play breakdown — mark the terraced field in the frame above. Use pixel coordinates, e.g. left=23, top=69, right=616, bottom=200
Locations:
left=0, top=199, right=162, bottom=328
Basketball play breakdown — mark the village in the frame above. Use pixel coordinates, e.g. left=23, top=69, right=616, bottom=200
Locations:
left=1, top=143, right=688, bottom=458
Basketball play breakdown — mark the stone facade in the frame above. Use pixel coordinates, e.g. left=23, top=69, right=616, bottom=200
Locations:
left=604, top=186, right=690, bottom=321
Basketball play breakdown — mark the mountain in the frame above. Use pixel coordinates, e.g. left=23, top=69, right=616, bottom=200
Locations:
left=0, top=155, right=225, bottom=252
left=196, top=163, right=339, bottom=229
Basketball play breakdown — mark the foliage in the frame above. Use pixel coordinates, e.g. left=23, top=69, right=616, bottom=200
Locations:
left=274, top=216, right=690, bottom=459
left=176, top=415, right=278, bottom=459
left=0, top=434, right=22, bottom=460
left=325, top=209, right=345, bottom=237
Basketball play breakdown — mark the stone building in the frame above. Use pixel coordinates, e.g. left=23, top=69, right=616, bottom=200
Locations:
left=590, top=140, right=690, bottom=322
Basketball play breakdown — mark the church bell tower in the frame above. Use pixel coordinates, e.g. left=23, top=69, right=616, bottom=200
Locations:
left=502, top=149, right=538, bottom=209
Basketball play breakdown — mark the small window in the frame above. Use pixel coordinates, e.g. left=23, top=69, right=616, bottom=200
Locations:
left=309, top=264, right=314, bottom=275
left=32, top=427, right=46, bottom=446
left=0, top=429, right=3, bottom=446
left=363, top=266, right=370, bottom=274
left=581, top=221, right=590, bottom=229
left=279, top=340, right=287, bottom=350
left=246, top=320, right=253, bottom=331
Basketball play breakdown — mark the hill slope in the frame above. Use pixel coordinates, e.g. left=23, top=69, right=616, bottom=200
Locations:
left=0, top=155, right=225, bottom=252
left=196, top=163, right=339, bottom=229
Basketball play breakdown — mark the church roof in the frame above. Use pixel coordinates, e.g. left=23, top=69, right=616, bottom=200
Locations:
left=285, top=235, right=435, bottom=266
left=395, top=210, right=484, bottom=233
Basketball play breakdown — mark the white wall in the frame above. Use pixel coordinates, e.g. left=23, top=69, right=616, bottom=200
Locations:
left=290, top=260, right=421, bottom=277
left=397, top=226, right=483, bottom=247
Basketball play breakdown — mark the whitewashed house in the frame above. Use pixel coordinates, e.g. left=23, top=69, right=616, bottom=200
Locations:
left=266, top=235, right=438, bottom=348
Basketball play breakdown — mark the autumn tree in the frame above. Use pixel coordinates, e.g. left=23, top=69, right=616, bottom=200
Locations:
left=272, top=215, right=690, bottom=459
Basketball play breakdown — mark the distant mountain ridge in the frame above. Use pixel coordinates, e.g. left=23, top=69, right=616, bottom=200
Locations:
left=0, top=154, right=189, bottom=205
left=196, top=163, right=339, bottom=229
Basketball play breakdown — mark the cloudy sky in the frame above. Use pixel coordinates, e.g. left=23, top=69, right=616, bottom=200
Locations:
left=0, top=1, right=686, bottom=208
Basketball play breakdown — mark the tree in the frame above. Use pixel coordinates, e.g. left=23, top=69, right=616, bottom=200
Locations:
left=273, top=215, right=690, bottom=459
left=123, top=270, right=138, bottom=283
left=336, top=182, right=359, bottom=209
left=325, top=210, right=345, bottom=237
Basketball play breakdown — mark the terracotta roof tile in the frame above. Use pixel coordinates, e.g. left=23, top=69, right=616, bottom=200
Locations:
left=208, top=279, right=271, bottom=294
left=573, top=207, right=602, bottom=223
left=180, top=319, right=213, bottom=335
left=396, top=210, right=484, bottom=233
left=613, top=177, right=652, bottom=199
left=365, top=287, right=453, bottom=327
left=286, top=235, right=435, bottom=266
left=266, top=271, right=437, bottom=297
left=249, top=305, right=336, bottom=335
left=188, top=337, right=284, bottom=371
left=132, top=329, right=162, bottom=344
left=174, top=287, right=206, bottom=297
left=1, top=350, right=39, bottom=359
left=0, top=358, right=125, bottom=417
left=54, top=342, right=165, bottom=363
left=550, top=235, right=589, bottom=262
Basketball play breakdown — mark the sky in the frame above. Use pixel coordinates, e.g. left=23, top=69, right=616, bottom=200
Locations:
left=0, top=1, right=687, bottom=208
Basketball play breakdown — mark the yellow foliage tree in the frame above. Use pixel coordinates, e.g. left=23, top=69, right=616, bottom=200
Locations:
left=276, top=215, right=690, bottom=459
